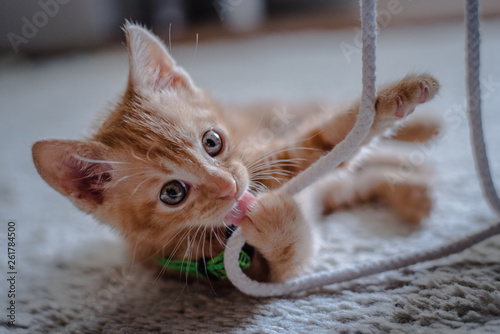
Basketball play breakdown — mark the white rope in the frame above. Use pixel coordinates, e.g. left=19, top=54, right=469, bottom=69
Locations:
left=225, top=219, right=500, bottom=297
left=224, top=0, right=500, bottom=297
left=225, top=0, right=378, bottom=295
left=465, top=0, right=500, bottom=215
left=281, top=0, right=377, bottom=195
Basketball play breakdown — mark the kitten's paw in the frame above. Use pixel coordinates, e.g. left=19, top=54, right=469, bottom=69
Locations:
left=240, top=191, right=304, bottom=252
left=378, top=182, right=432, bottom=223
left=239, top=191, right=312, bottom=281
left=376, top=74, right=440, bottom=120
left=320, top=178, right=356, bottom=215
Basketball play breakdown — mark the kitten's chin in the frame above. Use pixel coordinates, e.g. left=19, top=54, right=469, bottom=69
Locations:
left=223, top=192, right=256, bottom=226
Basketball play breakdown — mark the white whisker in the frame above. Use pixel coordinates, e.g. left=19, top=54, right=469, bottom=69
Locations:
left=113, top=172, right=145, bottom=186
left=168, top=23, right=172, bottom=53
left=132, top=178, right=150, bottom=195
left=72, top=154, right=128, bottom=165
left=130, top=149, right=146, bottom=163
left=191, top=33, right=199, bottom=67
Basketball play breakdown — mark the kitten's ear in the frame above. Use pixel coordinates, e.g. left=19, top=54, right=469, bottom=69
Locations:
left=124, top=22, right=196, bottom=92
left=32, top=140, right=113, bottom=213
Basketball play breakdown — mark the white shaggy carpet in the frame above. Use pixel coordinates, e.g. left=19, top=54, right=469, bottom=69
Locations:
left=1, top=18, right=500, bottom=333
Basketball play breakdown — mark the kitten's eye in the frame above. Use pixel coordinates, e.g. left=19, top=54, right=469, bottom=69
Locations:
left=202, top=130, right=223, bottom=157
left=160, top=180, right=188, bottom=206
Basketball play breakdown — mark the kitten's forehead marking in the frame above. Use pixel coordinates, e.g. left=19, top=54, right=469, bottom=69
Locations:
left=141, top=93, right=219, bottom=136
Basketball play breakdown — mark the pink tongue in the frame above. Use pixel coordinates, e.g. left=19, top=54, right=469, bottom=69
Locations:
left=224, top=192, right=256, bottom=226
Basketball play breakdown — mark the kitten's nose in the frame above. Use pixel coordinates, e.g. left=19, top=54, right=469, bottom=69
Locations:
left=216, top=177, right=237, bottom=199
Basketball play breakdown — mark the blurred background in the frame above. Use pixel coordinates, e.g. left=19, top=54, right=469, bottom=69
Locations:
left=1, top=0, right=500, bottom=57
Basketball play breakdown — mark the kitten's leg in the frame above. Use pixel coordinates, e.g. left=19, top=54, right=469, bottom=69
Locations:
left=384, top=113, right=442, bottom=143
left=300, top=74, right=440, bottom=161
left=319, top=160, right=433, bottom=223
left=370, top=177, right=432, bottom=223
left=240, top=191, right=313, bottom=282
left=254, top=74, right=439, bottom=190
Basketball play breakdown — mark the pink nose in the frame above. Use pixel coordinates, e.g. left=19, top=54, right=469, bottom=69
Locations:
left=217, top=178, right=237, bottom=199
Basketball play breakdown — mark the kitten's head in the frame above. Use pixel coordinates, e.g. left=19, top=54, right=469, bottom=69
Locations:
left=32, top=23, right=249, bottom=249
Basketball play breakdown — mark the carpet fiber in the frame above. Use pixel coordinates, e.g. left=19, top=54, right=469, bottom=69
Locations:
left=1, top=19, right=500, bottom=333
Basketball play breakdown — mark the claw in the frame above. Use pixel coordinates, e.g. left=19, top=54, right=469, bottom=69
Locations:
left=395, top=95, right=404, bottom=118
left=418, top=81, right=429, bottom=103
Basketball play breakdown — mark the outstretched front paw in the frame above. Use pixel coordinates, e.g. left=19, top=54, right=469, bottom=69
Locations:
left=376, top=74, right=439, bottom=121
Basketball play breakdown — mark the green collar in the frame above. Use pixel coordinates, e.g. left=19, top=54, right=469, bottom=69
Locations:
left=157, top=226, right=255, bottom=281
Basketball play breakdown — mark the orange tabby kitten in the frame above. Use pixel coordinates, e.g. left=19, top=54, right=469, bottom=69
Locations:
left=32, top=24, right=440, bottom=283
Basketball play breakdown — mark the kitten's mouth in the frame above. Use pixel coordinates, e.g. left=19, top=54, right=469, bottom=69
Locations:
left=223, top=192, right=256, bottom=226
